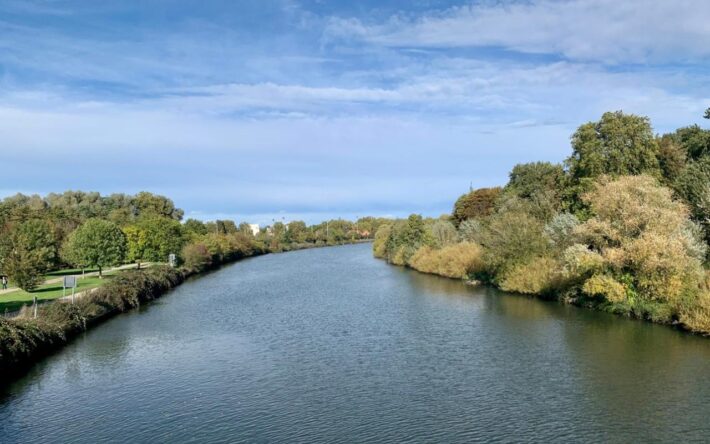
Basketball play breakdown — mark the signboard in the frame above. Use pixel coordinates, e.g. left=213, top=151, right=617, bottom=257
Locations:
left=168, top=253, right=177, bottom=267
left=63, top=276, right=77, bottom=288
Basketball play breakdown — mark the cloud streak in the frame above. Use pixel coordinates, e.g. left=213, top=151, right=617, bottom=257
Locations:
left=0, top=1, right=708, bottom=223
left=325, top=0, right=710, bottom=64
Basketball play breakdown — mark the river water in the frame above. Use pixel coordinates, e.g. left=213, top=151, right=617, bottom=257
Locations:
left=1, top=243, right=709, bottom=443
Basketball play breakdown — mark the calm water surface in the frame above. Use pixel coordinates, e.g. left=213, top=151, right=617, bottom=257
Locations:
left=1, top=243, right=709, bottom=443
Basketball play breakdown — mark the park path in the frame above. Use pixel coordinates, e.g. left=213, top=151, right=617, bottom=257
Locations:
left=0, top=263, right=153, bottom=296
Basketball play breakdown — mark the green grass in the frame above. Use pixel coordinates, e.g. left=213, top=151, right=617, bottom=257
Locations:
left=1, top=267, right=111, bottom=292
left=0, top=264, right=158, bottom=313
left=44, top=267, right=100, bottom=278
left=0, top=275, right=115, bottom=313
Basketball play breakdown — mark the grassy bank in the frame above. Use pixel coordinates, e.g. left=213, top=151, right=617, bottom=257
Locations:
left=0, top=264, right=146, bottom=313
left=0, top=265, right=192, bottom=377
left=0, top=241, right=373, bottom=379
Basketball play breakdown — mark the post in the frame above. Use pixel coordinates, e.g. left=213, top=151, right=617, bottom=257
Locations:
left=33, top=296, right=38, bottom=319
left=71, top=286, right=76, bottom=304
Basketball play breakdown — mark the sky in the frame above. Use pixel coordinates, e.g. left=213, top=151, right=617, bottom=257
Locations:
left=1, top=0, right=709, bottom=224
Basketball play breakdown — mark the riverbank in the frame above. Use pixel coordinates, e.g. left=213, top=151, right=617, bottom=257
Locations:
left=0, top=263, right=156, bottom=313
left=0, top=265, right=193, bottom=378
left=0, top=240, right=372, bottom=379
left=4, top=242, right=709, bottom=443
left=374, top=253, right=710, bottom=337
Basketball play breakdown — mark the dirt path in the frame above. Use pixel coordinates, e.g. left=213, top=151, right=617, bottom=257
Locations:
left=0, top=263, right=154, bottom=296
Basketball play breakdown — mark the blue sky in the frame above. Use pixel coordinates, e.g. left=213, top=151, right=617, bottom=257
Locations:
left=1, top=0, right=709, bottom=224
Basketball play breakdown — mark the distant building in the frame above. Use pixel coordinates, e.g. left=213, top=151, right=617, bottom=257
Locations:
left=249, top=223, right=260, bottom=236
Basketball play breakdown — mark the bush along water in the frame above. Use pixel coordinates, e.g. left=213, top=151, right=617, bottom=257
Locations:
left=374, top=111, right=710, bottom=336
left=0, top=266, right=188, bottom=377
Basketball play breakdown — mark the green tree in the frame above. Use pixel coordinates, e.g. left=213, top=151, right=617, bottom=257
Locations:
left=126, top=217, right=185, bottom=263
left=238, top=222, right=256, bottom=238
left=123, top=225, right=148, bottom=265
left=656, top=135, right=687, bottom=184
left=566, top=111, right=661, bottom=181
left=287, top=221, right=308, bottom=243
left=372, top=224, right=392, bottom=258
left=183, top=218, right=208, bottom=237
left=479, top=201, right=549, bottom=278
left=133, top=191, right=184, bottom=220
left=218, top=220, right=238, bottom=234
left=63, top=219, right=127, bottom=277
left=1, top=220, right=57, bottom=291
left=674, top=156, right=710, bottom=246
left=669, top=125, right=710, bottom=161
left=506, top=162, right=565, bottom=200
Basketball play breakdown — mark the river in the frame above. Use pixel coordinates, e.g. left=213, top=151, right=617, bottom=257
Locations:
left=1, top=243, right=709, bottom=442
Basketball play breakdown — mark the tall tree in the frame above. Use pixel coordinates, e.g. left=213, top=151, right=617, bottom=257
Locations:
left=63, top=219, right=127, bottom=277
left=124, top=217, right=185, bottom=263
left=566, top=111, right=661, bottom=181
left=506, top=162, right=565, bottom=200
left=0, top=220, right=57, bottom=291
left=669, top=125, right=710, bottom=161
left=133, top=191, right=184, bottom=220
left=451, top=187, right=502, bottom=226
left=183, top=218, right=208, bottom=237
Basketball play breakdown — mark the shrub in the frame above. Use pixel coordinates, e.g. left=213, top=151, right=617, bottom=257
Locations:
left=576, top=175, right=705, bottom=313
left=390, top=245, right=408, bottom=266
left=372, top=224, right=391, bottom=258
left=562, top=244, right=605, bottom=279
left=182, top=242, right=212, bottom=271
left=458, top=219, right=483, bottom=243
left=431, top=220, right=459, bottom=248
left=544, top=213, right=580, bottom=250
left=499, top=256, right=568, bottom=295
left=479, top=201, right=549, bottom=277
left=0, top=265, right=188, bottom=375
left=383, top=216, right=431, bottom=264
left=680, top=272, right=710, bottom=334
left=582, top=274, right=628, bottom=304
left=409, top=242, right=484, bottom=279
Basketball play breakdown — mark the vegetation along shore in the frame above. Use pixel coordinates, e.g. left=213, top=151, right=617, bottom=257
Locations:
left=374, top=110, right=710, bottom=335
left=0, top=191, right=387, bottom=378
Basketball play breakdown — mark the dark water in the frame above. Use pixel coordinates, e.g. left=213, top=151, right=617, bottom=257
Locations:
left=1, top=243, right=709, bottom=443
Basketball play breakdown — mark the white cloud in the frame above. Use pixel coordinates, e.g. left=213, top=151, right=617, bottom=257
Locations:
left=325, top=0, right=710, bottom=64
left=1, top=0, right=708, bottom=221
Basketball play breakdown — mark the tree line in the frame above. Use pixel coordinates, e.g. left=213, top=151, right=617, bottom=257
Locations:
left=374, top=110, right=710, bottom=335
left=0, top=190, right=389, bottom=292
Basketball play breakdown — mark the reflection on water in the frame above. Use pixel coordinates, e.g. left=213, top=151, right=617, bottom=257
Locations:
left=1, top=243, right=708, bottom=443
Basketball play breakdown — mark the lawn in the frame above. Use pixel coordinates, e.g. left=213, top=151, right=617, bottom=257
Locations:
left=0, top=275, right=113, bottom=313
left=44, top=267, right=100, bottom=278
left=1, top=267, right=111, bottom=293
